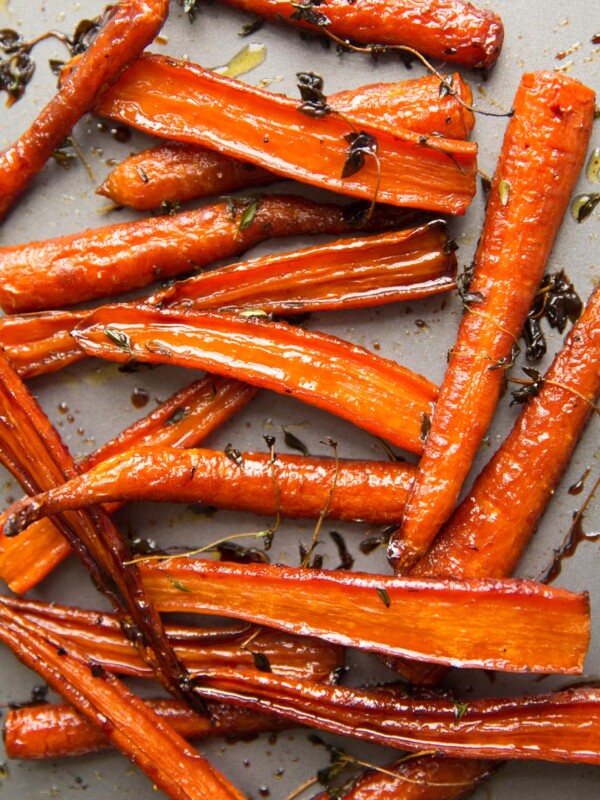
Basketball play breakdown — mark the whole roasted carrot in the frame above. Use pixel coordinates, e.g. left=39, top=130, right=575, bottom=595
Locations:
left=0, top=0, right=170, bottom=221
left=388, top=71, right=596, bottom=571
left=71, top=305, right=437, bottom=454
left=0, top=597, right=246, bottom=800
left=217, top=0, right=504, bottom=69
left=91, top=54, right=478, bottom=214
left=0, top=195, right=420, bottom=313
left=0, top=444, right=416, bottom=525
left=98, top=73, right=474, bottom=210
left=0, top=376, right=256, bottom=594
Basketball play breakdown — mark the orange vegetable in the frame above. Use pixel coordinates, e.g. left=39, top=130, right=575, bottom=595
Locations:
left=388, top=71, right=596, bottom=571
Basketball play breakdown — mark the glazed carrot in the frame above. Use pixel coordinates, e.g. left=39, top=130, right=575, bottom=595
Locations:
left=4, top=699, right=287, bottom=760
left=0, top=194, right=420, bottom=313
left=0, top=597, right=246, bottom=800
left=0, top=0, right=170, bottom=221
left=0, top=445, right=416, bottom=525
left=388, top=71, right=596, bottom=571
left=98, top=73, right=474, bottom=210
left=91, top=54, right=478, bottom=214
left=151, top=222, right=457, bottom=312
left=217, top=0, right=504, bottom=69
left=0, top=376, right=256, bottom=594
left=71, top=305, right=437, bottom=454
left=2, top=596, right=344, bottom=683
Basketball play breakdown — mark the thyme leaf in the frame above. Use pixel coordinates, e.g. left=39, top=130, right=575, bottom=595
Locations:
left=282, top=426, right=310, bottom=455
left=510, top=366, right=544, bottom=405
left=290, top=0, right=331, bottom=28
left=103, top=327, right=133, bottom=355
left=341, top=131, right=378, bottom=179
left=163, top=406, right=189, bottom=427
left=296, top=71, right=332, bottom=118
left=225, top=443, right=244, bottom=468
left=453, top=701, right=469, bottom=723
left=239, top=16, right=264, bottom=36
left=168, top=576, right=192, bottom=593
left=181, top=0, right=201, bottom=23
left=251, top=651, right=273, bottom=672
left=376, top=587, right=391, bottom=607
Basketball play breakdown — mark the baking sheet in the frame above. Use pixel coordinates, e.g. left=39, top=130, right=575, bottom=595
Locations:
left=0, top=0, right=599, bottom=797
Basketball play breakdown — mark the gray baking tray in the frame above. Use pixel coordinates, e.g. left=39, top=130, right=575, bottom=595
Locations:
left=0, top=0, right=598, bottom=797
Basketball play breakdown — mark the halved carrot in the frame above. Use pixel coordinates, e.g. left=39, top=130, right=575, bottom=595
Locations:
left=91, top=54, right=477, bottom=213
left=388, top=71, right=596, bottom=571
left=71, top=305, right=437, bottom=454
left=0, top=0, right=170, bottom=221
left=0, top=194, right=420, bottom=313
left=0, top=376, right=256, bottom=594
left=217, top=0, right=504, bottom=69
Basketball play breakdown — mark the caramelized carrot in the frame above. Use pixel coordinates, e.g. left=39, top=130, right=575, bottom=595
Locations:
left=71, top=305, right=437, bottom=454
left=388, top=71, right=596, bottom=571
left=0, top=444, right=416, bottom=525
left=5, top=699, right=287, bottom=760
left=0, top=0, right=170, bottom=221
left=0, top=597, right=246, bottom=800
left=0, top=194, right=420, bottom=313
left=217, top=0, right=504, bottom=69
left=0, top=376, right=256, bottom=594
left=91, top=54, right=478, bottom=213
left=98, top=73, right=474, bottom=210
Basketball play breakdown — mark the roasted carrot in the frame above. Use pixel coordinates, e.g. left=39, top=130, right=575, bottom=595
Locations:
left=151, top=221, right=457, bottom=312
left=98, top=73, right=474, bottom=210
left=388, top=71, right=596, bottom=571
left=0, top=597, right=246, bottom=800
left=0, top=194, right=420, bottom=312
left=90, top=54, right=478, bottom=213
left=0, top=0, right=170, bottom=221
left=2, top=596, right=344, bottom=683
left=0, top=376, right=256, bottom=594
left=71, top=305, right=437, bottom=454
left=0, top=444, right=416, bottom=525
left=217, top=0, right=504, bottom=69
left=4, top=699, right=287, bottom=760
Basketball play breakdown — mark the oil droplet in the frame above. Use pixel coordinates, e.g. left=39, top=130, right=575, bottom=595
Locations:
left=58, top=402, right=69, bottom=414
left=258, top=788, right=270, bottom=798
left=66, top=414, right=75, bottom=423
left=131, top=387, right=150, bottom=409
left=213, top=43, right=267, bottom=79
left=571, top=193, right=600, bottom=223
left=569, top=467, right=591, bottom=495
left=586, top=147, right=600, bottom=183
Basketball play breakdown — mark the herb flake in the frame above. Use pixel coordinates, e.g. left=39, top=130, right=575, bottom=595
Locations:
left=376, top=587, right=391, bottom=607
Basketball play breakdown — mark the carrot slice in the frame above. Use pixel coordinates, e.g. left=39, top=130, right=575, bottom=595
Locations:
left=0, top=376, right=256, bottom=594
left=98, top=73, right=474, bottom=210
left=0, top=0, right=170, bottom=221
left=388, top=71, right=596, bottom=570
left=91, top=54, right=477, bottom=213
left=0, top=194, right=420, bottom=313
left=217, top=0, right=504, bottom=69
left=71, top=305, right=437, bottom=453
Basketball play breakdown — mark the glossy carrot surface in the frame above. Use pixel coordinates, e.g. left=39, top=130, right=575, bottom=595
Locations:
left=0, top=195, right=419, bottom=313
left=218, top=0, right=504, bottom=68
left=388, top=71, right=596, bottom=571
left=0, top=0, right=170, bottom=221
left=71, top=305, right=437, bottom=454
left=91, top=54, right=477, bottom=213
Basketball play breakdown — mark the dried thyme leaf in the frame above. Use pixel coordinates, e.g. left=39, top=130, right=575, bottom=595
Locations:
left=282, top=426, right=310, bottom=455
left=376, top=587, right=391, bottom=607
left=251, top=651, right=273, bottom=672
left=290, top=0, right=331, bottom=27
left=103, top=327, right=133, bottom=354
left=225, top=443, right=244, bottom=468
left=163, top=406, right=189, bottom=427
left=168, top=576, right=192, bottom=593
left=341, top=131, right=378, bottom=179
left=296, top=71, right=332, bottom=118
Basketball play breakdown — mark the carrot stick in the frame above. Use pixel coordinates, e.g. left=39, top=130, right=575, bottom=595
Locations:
left=0, top=597, right=246, bottom=800
left=90, top=54, right=478, bottom=213
left=98, top=73, right=474, bottom=210
left=0, top=376, right=256, bottom=594
left=2, top=596, right=344, bottom=683
left=0, top=444, right=416, bottom=525
left=216, top=0, right=504, bottom=69
left=388, top=71, right=596, bottom=571
left=0, top=194, right=420, bottom=313
left=71, top=305, right=437, bottom=454
left=4, top=699, right=287, bottom=760
left=0, top=0, right=170, bottom=221
left=151, top=222, right=457, bottom=313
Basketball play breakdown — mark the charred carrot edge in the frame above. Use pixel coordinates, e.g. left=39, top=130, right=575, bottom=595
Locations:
left=151, top=221, right=457, bottom=313
left=0, top=351, right=204, bottom=715
left=98, top=73, right=474, bottom=210
left=0, top=376, right=256, bottom=594
left=0, top=445, right=416, bottom=525
left=0, top=194, right=420, bottom=313
left=71, top=305, right=437, bottom=454
left=0, top=0, right=170, bottom=221
left=388, top=71, right=596, bottom=571
left=2, top=596, right=344, bottom=683
left=91, top=54, right=477, bottom=214
left=4, top=699, right=288, bottom=761
left=0, top=597, right=246, bottom=800
left=218, top=0, right=504, bottom=69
